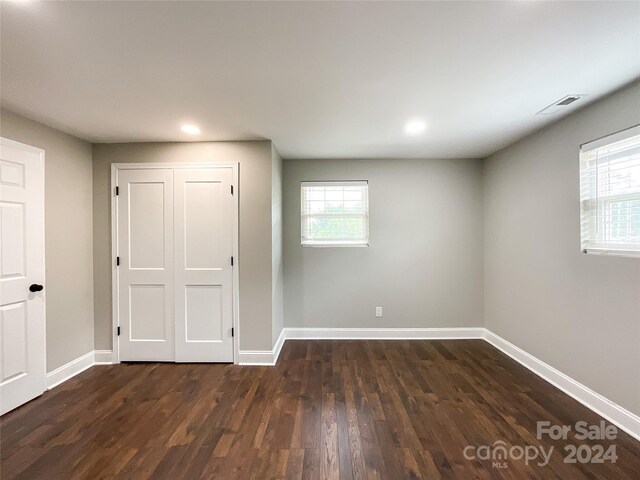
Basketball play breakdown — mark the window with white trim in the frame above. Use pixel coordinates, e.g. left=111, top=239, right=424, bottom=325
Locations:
left=301, top=181, right=369, bottom=247
left=580, top=125, right=640, bottom=257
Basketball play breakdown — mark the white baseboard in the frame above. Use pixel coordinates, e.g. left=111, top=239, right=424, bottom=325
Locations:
left=483, top=330, right=640, bottom=442
left=273, top=329, right=286, bottom=364
left=46, top=351, right=95, bottom=389
left=238, top=329, right=286, bottom=366
left=284, top=327, right=485, bottom=340
left=236, top=350, right=275, bottom=365
left=46, top=350, right=114, bottom=390
left=94, top=350, right=114, bottom=364
left=237, top=327, right=483, bottom=365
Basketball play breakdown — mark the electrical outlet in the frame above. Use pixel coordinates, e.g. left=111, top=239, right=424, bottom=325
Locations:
left=375, top=307, right=383, bottom=317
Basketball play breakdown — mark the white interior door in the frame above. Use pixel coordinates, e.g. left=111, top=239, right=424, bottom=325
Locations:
left=0, top=138, right=45, bottom=415
left=174, top=168, right=234, bottom=362
left=117, top=169, right=174, bottom=361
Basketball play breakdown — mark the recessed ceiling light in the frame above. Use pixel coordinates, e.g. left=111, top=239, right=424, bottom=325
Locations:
left=181, top=124, right=201, bottom=135
left=405, top=118, right=427, bottom=136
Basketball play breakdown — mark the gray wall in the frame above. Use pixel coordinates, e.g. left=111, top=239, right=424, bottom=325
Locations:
left=272, top=145, right=284, bottom=345
left=484, top=81, right=640, bottom=416
left=92, top=141, right=277, bottom=352
left=0, top=109, right=94, bottom=372
left=284, top=158, right=484, bottom=329
left=5, top=82, right=638, bottom=423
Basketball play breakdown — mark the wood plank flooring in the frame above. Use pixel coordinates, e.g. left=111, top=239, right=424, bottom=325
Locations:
left=1, top=340, right=639, bottom=479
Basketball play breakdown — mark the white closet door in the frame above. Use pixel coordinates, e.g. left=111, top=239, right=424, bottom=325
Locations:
left=117, top=169, right=174, bottom=361
left=174, top=168, right=234, bottom=362
left=0, top=138, right=45, bottom=415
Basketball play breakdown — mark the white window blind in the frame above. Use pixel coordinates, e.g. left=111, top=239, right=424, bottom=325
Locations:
left=580, top=125, right=640, bottom=257
left=301, top=181, right=369, bottom=246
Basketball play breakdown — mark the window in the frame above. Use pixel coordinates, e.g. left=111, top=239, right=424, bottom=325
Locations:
left=301, top=181, right=369, bottom=246
left=580, top=125, right=640, bottom=257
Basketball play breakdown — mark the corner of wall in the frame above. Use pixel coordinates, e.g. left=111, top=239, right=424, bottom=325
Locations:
left=271, top=142, right=284, bottom=348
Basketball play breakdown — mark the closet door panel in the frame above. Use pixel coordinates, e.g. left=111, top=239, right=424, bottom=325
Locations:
left=174, top=168, right=234, bottom=362
left=117, top=169, right=174, bottom=361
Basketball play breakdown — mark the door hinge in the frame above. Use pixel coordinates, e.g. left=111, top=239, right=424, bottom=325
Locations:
left=115, top=186, right=119, bottom=196
left=117, top=326, right=121, bottom=336
left=231, top=327, right=234, bottom=337
left=116, top=256, right=120, bottom=266
left=231, top=185, right=234, bottom=195
left=231, top=256, right=234, bottom=266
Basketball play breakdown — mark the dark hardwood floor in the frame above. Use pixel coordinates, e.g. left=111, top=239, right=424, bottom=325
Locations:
left=1, top=340, right=639, bottom=479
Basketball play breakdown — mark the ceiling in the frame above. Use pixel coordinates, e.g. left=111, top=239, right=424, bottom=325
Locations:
left=1, top=1, right=639, bottom=159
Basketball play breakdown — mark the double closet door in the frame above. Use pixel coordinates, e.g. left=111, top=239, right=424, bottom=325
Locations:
left=115, top=166, right=235, bottom=363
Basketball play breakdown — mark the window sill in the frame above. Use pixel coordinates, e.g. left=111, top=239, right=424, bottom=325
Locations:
left=302, top=243, right=369, bottom=248
left=584, top=247, right=640, bottom=258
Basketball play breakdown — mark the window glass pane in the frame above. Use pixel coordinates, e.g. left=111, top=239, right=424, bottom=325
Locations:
left=344, top=189, right=362, bottom=201
left=344, top=201, right=363, bottom=212
left=580, top=127, right=640, bottom=255
left=307, top=201, right=326, bottom=213
left=325, top=189, right=343, bottom=202
left=307, top=216, right=366, bottom=240
left=301, top=182, right=369, bottom=246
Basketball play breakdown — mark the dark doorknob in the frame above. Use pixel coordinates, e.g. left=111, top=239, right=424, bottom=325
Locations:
left=29, top=284, right=44, bottom=293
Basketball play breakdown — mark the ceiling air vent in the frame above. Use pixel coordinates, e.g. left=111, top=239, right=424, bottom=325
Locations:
left=536, top=94, right=586, bottom=115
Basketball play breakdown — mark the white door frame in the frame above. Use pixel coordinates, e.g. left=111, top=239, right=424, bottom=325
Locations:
left=111, top=162, right=240, bottom=364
